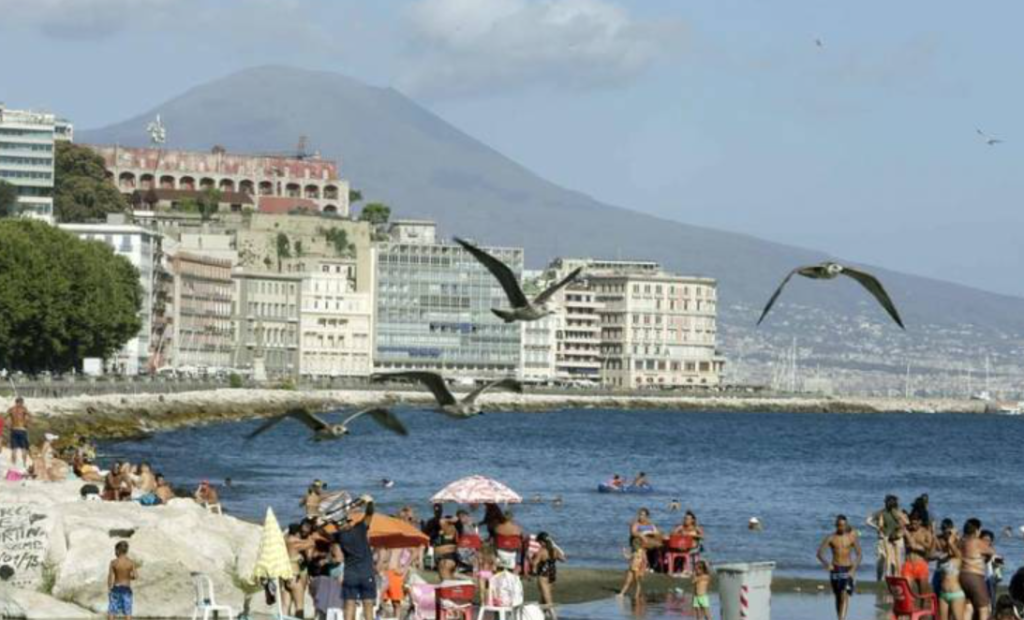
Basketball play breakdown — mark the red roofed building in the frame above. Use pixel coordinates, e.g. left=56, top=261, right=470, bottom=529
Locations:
left=257, top=196, right=320, bottom=214
left=87, top=144, right=351, bottom=216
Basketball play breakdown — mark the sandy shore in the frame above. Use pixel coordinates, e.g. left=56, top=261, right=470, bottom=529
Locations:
left=6, top=386, right=989, bottom=441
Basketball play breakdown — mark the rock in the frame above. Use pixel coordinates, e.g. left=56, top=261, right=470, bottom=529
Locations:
left=1, top=480, right=275, bottom=618
left=0, top=587, right=96, bottom=619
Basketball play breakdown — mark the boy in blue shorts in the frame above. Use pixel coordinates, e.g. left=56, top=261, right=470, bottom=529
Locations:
left=108, top=541, right=137, bottom=620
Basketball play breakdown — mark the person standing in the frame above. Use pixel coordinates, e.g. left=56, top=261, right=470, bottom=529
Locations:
left=107, top=541, right=137, bottom=620
left=902, top=510, right=936, bottom=596
left=336, top=495, right=376, bottom=620
left=961, top=518, right=993, bottom=620
left=868, top=495, right=907, bottom=580
left=817, top=515, right=863, bottom=620
left=6, top=397, right=30, bottom=469
left=692, top=560, right=713, bottom=620
left=531, top=532, right=566, bottom=619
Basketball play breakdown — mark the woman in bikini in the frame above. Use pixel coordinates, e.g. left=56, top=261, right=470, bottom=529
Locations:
left=630, top=508, right=664, bottom=573
left=961, top=518, right=993, bottom=620
left=936, top=524, right=967, bottom=620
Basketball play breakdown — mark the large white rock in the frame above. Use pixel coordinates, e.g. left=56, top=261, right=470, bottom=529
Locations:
left=0, top=587, right=96, bottom=619
left=0, top=479, right=275, bottom=618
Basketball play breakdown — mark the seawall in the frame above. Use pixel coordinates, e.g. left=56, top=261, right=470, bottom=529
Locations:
left=5, top=388, right=991, bottom=441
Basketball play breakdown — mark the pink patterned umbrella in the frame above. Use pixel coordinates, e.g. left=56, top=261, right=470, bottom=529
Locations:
left=431, top=475, right=522, bottom=504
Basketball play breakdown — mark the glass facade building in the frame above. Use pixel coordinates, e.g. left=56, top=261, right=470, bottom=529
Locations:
left=374, top=222, right=523, bottom=378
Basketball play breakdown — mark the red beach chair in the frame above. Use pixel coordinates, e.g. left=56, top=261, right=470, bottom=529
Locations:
left=436, top=581, right=476, bottom=620
left=885, top=576, right=938, bottom=620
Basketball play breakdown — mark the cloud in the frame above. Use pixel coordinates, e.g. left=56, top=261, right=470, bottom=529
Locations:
left=398, top=0, right=682, bottom=98
left=0, top=0, right=178, bottom=39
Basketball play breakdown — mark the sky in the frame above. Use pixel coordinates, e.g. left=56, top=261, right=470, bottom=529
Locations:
left=1, top=0, right=1022, bottom=297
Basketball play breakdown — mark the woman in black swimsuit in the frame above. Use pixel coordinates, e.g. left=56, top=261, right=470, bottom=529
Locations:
left=531, top=532, right=566, bottom=619
left=434, top=517, right=460, bottom=580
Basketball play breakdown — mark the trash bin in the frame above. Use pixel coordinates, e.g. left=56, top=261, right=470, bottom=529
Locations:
left=716, top=561, right=775, bottom=620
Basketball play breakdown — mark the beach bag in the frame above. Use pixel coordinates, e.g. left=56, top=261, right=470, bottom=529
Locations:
left=80, top=484, right=100, bottom=498
left=5, top=470, right=25, bottom=482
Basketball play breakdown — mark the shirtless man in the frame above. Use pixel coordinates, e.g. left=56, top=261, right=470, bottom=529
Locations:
left=194, top=480, right=221, bottom=512
left=818, top=515, right=863, bottom=620
left=300, top=481, right=324, bottom=519
left=6, top=397, right=30, bottom=469
left=154, top=475, right=175, bottom=504
left=107, top=541, right=137, bottom=620
left=902, top=510, right=936, bottom=596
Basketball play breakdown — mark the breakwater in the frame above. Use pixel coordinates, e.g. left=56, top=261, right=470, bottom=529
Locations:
left=10, top=387, right=990, bottom=441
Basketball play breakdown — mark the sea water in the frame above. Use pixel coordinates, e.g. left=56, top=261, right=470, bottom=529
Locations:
left=101, top=409, right=1024, bottom=579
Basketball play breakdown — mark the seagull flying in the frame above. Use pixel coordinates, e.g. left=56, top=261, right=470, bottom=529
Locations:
left=455, top=237, right=583, bottom=322
left=815, top=38, right=824, bottom=48
left=757, top=262, right=905, bottom=329
left=976, top=128, right=1003, bottom=146
left=372, top=371, right=522, bottom=419
left=245, top=406, right=408, bottom=442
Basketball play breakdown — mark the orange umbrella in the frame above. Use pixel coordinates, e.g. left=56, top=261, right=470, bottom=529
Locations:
left=369, top=514, right=430, bottom=549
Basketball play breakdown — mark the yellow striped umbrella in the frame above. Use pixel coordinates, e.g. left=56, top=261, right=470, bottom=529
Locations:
left=251, top=507, right=294, bottom=582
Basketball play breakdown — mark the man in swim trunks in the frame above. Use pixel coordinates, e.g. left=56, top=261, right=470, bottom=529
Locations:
left=692, top=560, right=712, bottom=620
left=818, top=514, right=862, bottom=620
left=6, top=397, right=30, bottom=469
left=902, top=510, right=935, bottom=596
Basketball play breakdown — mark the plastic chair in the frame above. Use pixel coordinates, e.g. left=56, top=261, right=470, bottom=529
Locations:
left=885, top=576, right=938, bottom=620
left=436, top=580, right=475, bottom=620
left=408, top=583, right=438, bottom=620
left=476, top=571, right=523, bottom=620
left=663, top=535, right=696, bottom=576
left=190, top=572, right=235, bottom=620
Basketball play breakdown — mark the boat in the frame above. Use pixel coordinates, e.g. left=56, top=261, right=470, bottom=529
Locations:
left=597, top=483, right=655, bottom=494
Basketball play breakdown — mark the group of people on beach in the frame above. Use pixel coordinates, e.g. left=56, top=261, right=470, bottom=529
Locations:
left=818, top=493, right=1017, bottom=620
left=281, top=482, right=567, bottom=620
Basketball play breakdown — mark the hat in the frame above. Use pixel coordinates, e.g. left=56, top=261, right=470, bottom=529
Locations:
left=44, top=433, right=59, bottom=442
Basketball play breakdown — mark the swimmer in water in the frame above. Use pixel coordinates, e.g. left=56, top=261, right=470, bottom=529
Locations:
left=381, top=479, right=395, bottom=489
left=669, top=499, right=681, bottom=512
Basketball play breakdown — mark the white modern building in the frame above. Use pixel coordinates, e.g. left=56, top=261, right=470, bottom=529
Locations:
left=59, top=216, right=161, bottom=374
left=300, top=258, right=375, bottom=377
left=0, top=105, right=72, bottom=223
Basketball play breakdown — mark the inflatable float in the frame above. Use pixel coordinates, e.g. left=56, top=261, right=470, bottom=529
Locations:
left=597, top=483, right=655, bottom=494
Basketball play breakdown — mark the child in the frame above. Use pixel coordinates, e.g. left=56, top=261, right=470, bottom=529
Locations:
left=618, top=538, right=647, bottom=598
left=108, top=541, right=137, bottom=620
left=477, top=548, right=496, bottom=605
left=692, top=560, right=712, bottom=620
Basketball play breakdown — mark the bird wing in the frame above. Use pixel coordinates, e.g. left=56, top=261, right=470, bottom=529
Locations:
left=454, top=237, right=529, bottom=307
left=465, top=377, right=524, bottom=404
left=342, top=407, right=409, bottom=436
left=977, top=128, right=986, bottom=136
left=840, top=267, right=906, bottom=329
left=245, top=407, right=326, bottom=440
left=372, top=371, right=457, bottom=406
left=756, top=268, right=802, bottom=326
left=534, top=267, right=584, bottom=305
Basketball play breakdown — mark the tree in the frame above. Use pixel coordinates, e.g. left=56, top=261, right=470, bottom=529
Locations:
left=323, top=227, right=352, bottom=257
left=196, top=188, right=222, bottom=221
left=348, top=188, right=363, bottom=205
left=358, top=202, right=391, bottom=226
left=275, top=232, right=291, bottom=272
left=53, top=142, right=128, bottom=222
left=0, top=180, right=18, bottom=218
left=0, top=220, right=141, bottom=374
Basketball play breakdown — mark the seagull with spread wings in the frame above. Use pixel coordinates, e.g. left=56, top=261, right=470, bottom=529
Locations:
left=371, top=371, right=522, bottom=418
left=977, top=128, right=1004, bottom=146
left=757, top=262, right=905, bottom=329
left=245, top=406, right=408, bottom=442
left=454, top=237, right=583, bottom=322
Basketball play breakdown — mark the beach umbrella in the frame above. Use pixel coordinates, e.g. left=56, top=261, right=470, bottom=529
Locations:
left=251, top=507, right=296, bottom=620
left=431, top=475, right=522, bottom=505
left=369, top=514, right=430, bottom=549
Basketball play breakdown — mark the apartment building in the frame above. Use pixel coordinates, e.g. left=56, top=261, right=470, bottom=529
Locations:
left=164, top=251, right=235, bottom=370
left=299, top=258, right=374, bottom=377
left=232, top=269, right=303, bottom=379
left=0, top=105, right=72, bottom=222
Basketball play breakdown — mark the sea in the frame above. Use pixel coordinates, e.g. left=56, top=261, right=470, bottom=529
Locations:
left=100, top=408, right=1024, bottom=579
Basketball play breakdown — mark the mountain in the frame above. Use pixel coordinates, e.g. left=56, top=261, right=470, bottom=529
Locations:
left=80, top=66, right=1024, bottom=390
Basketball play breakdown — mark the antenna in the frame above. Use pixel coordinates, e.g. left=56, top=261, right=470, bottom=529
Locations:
left=146, top=114, right=166, bottom=146
left=296, top=135, right=310, bottom=159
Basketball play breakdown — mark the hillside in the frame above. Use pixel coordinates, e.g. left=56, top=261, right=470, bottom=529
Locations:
left=79, top=66, right=1024, bottom=393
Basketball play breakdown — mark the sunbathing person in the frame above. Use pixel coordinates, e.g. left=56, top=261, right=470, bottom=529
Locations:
left=154, top=474, right=175, bottom=504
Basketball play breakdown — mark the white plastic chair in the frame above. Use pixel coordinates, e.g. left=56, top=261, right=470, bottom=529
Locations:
left=476, top=571, right=523, bottom=620
left=191, top=572, right=235, bottom=620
